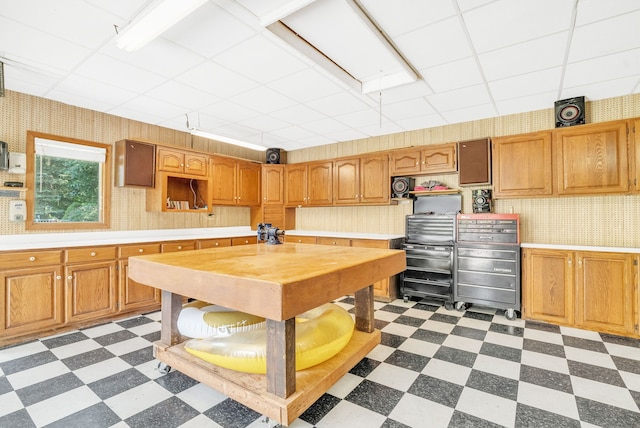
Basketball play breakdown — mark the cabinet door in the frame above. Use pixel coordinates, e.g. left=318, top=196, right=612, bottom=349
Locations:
left=115, top=140, right=156, bottom=188
left=360, top=154, right=389, bottom=204
left=118, top=260, right=160, bottom=311
left=0, top=266, right=63, bottom=336
left=237, top=161, right=261, bottom=206
left=162, top=241, right=196, bottom=252
left=211, top=156, right=238, bottom=205
left=574, top=251, right=634, bottom=335
left=184, top=153, right=208, bottom=176
left=157, top=148, right=184, bottom=173
left=197, top=238, right=232, bottom=249
left=492, top=132, right=553, bottom=198
left=555, top=121, right=629, bottom=195
left=285, top=164, right=307, bottom=206
left=390, top=149, right=421, bottom=176
left=333, top=158, right=360, bottom=205
left=262, top=164, right=285, bottom=204
left=421, top=143, right=457, bottom=173
left=522, top=249, right=573, bottom=324
left=307, top=162, right=333, bottom=206
left=232, top=236, right=256, bottom=246
left=66, top=261, right=116, bottom=323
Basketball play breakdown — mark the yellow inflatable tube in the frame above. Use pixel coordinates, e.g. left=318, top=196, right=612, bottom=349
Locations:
left=184, top=303, right=355, bottom=374
left=177, top=300, right=266, bottom=339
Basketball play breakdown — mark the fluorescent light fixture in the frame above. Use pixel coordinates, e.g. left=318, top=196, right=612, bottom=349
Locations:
left=265, top=0, right=418, bottom=94
left=190, top=129, right=267, bottom=151
left=116, top=0, right=208, bottom=52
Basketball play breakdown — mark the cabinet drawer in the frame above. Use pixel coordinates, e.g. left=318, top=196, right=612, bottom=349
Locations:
left=0, top=250, right=63, bottom=269
left=198, top=238, right=232, bottom=249
left=285, top=235, right=317, bottom=244
left=66, top=246, right=117, bottom=263
left=317, top=237, right=351, bottom=246
left=350, top=239, right=388, bottom=249
left=119, top=243, right=161, bottom=258
left=162, top=241, right=196, bottom=252
left=231, top=236, right=256, bottom=246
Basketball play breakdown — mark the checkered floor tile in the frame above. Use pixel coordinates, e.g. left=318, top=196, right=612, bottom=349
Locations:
left=1, top=297, right=640, bottom=427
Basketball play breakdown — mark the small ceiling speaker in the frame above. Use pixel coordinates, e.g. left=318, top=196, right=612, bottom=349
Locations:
left=266, top=148, right=286, bottom=164
left=554, top=96, right=585, bottom=128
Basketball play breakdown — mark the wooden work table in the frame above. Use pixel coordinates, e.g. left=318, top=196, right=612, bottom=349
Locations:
left=128, top=242, right=406, bottom=426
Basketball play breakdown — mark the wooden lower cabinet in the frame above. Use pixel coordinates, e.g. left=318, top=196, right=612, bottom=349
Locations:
left=0, top=265, right=64, bottom=337
left=523, top=248, right=638, bottom=337
left=118, top=244, right=162, bottom=312
left=65, top=260, right=117, bottom=323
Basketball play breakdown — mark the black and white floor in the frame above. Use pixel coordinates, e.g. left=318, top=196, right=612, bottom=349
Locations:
left=1, top=296, right=640, bottom=428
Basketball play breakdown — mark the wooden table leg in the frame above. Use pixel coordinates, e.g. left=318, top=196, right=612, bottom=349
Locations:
left=266, top=318, right=296, bottom=398
left=160, top=290, right=184, bottom=347
left=354, top=284, right=375, bottom=333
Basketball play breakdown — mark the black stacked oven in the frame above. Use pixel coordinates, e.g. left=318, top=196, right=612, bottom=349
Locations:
left=400, top=195, right=461, bottom=309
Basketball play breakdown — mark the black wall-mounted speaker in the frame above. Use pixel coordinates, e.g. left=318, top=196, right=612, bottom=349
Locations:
left=391, top=177, right=415, bottom=198
left=554, top=96, right=585, bottom=128
left=266, top=148, right=286, bottom=164
left=472, top=189, right=492, bottom=213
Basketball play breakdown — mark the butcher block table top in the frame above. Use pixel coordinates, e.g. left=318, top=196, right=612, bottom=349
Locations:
left=127, top=242, right=406, bottom=426
left=128, top=242, right=406, bottom=320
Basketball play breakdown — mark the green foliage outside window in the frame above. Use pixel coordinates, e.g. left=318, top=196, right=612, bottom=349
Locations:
left=34, top=155, right=100, bottom=223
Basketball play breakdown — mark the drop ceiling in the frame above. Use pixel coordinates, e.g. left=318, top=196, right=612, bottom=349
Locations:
left=1, top=0, right=639, bottom=152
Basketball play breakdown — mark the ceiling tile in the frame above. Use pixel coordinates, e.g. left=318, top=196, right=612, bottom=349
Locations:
left=394, top=114, right=448, bottom=131
left=335, top=108, right=383, bottom=128
left=110, top=95, right=188, bottom=123
left=238, top=114, right=293, bottom=132
left=564, top=49, right=640, bottom=88
left=426, top=84, right=492, bottom=112
left=560, top=76, right=640, bottom=101
left=266, top=68, right=343, bottom=103
left=305, top=91, right=374, bottom=117
left=489, top=67, right=563, bottom=101
left=269, top=104, right=327, bottom=124
left=301, top=117, right=352, bottom=134
left=358, top=121, right=405, bottom=138
left=3, top=67, right=58, bottom=96
left=199, top=100, right=261, bottom=123
left=269, top=125, right=317, bottom=141
left=479, top=32, right=568, bottom=81
left=146, top=81, right=220, bottom=111
left=575, top=0, right=640, bottom=25
left=229, top=86, right=298, bottom=114
left=381, top=98, right=436, bottom=121
left=421, top=57, right=484, bottom=93
left=367, top=80, right=433, bottom=104
left=569, top=10, right=640, bottom=62
left=463, top=0, right=574, bottom=53
left=212, top=34, right=308, bottom=84
left=495, top=92, right=557, bottom=116
left=73, top=53, right=166, bottom=93
left=395, top=16, right=473, bottom=69
left=360, top=0, right=457, bottom=37
left=163, top=2, right=256, bottom=58
left=441, top=103, right=497, bottom=124
left=50, top=74, right=137, bottom=109
left=176, top=61, right=260, bottom=99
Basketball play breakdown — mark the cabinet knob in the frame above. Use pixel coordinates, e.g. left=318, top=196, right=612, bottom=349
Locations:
left=67, top=275, right=73, bottom=280
left=215, top=242, right=219, bottom=246
left=298, top=239, right=302, bottom=243
left=244, top=240, right=249, bottom=244
left=56, top=275, right=61, bottom=280
left=90, top=252, right=96, bottom=257
left=177, top=246, right=183, bottom=250
left=29, top=256, right=36, bottom=262
left=138, top=249, right=144, bottom=253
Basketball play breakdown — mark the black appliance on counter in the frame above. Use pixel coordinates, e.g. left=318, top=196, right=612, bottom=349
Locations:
left=401, top=194, right=461, bottom=309
left=454, top=213, right=521, bottom=320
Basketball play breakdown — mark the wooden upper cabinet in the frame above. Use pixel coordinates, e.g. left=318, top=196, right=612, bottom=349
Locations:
left=211, top=156, right=261, bottom=206
left=492, top=132, right=553, bottom=198
left=389, top=143, right=456, bottom=176
left=333, top=158, right=359, bottom=205
left=157, top=147, right=208, bottom=177
left=262, top=164, right=285, bottom=205
left=115, top=140, right=156, bottom=188
left=285, top=162, right=332, bottom=207
left=360, top=154, right=389, bottom=204
left=554, top=120, right=629, bottom=195
left=307, top=161, right=333, bottom=205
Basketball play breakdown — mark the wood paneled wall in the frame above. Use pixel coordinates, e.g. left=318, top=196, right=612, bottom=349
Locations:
left=2, top=90, right=639, bottom=247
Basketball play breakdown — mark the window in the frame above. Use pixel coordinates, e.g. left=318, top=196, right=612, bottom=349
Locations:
left=26, top=131, right=111, bottom=230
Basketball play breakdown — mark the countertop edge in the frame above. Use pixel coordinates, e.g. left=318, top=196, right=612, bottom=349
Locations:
left=521, top=243, right=640, bottom=254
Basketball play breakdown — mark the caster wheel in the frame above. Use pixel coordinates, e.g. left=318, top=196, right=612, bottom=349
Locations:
left=157, top=362, right=172, bottom=374
left=444, top=301, right=454, bottom=311
left=505, top=309, right=517, bottom=321
left=455, top=302, right=466, bottom=312
left=403, top=295, right=409, bottom=303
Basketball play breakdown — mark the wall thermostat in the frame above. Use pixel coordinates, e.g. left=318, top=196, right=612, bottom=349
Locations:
left=9, top=199, right=26, bottom=222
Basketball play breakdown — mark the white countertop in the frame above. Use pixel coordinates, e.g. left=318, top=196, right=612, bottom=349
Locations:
left=0, top=227, right=405, bottom=251
left=521, top=242, right=640, bottom=254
